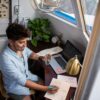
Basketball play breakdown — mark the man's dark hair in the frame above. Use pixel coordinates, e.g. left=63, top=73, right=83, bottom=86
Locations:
left=6, top=23, right=30, bottom=40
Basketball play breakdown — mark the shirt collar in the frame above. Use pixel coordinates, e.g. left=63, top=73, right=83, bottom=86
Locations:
left=6, top=46, right=24, bottom=59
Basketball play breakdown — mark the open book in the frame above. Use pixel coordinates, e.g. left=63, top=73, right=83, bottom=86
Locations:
left=37, top=46, right=63, bottom=56
left=44, top=78, right=70, bottom=100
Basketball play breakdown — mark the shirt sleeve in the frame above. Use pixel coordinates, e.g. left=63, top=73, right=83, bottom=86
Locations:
left=28, top=70, right=39, bottom=82
left=25, top=47, right=33, bottom=58
left=0, top=55, right=27, bottom=86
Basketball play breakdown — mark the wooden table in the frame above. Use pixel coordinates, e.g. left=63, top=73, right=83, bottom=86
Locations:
left=44, top=65, right=77, bottom=100
left=28, top=41, right=79, bottom=100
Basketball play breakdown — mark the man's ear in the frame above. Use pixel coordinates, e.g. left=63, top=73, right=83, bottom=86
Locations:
left=8, top=40, right=14, bottom=46
left=8, top=40, right=12, bottom=43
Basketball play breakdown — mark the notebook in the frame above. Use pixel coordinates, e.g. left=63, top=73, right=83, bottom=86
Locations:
left=44, top=78, right=70, bottom=100
left=49, top=40, right=83, bottom=74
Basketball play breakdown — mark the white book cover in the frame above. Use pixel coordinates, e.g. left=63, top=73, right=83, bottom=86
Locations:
left=44, top=78, right=70, bottom=100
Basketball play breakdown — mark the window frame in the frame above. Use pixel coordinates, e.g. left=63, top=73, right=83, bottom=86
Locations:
left=47, top=0, right=89, bottom=38
left=80, top=0, right=99, bottom=36
left=74, top=1, right=100, bottom=99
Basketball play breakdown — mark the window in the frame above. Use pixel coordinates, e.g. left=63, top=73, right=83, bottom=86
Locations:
left=81, top=0, right=99, bottom=36
left=52, top=0, right=77, bottom=25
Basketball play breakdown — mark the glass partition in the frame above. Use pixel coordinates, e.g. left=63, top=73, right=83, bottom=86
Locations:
left=81, top=0, right=99, bottom=36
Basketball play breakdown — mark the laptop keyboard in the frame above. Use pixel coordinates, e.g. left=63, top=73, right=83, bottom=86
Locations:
left=55, top=56, right=66, bottom=69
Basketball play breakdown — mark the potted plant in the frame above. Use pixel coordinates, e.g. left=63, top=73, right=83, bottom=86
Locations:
left=27, top=18, right=52, bottom=47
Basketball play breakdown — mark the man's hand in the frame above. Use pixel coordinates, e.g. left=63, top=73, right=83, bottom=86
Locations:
left=47, top=85, right=59, bottom=94
left=39, top=54, right=51, bottom=65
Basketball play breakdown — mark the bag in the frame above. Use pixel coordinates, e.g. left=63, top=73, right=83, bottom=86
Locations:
left=66, top=55, right=81, bottom=75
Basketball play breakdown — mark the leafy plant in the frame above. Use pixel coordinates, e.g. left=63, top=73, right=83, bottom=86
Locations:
left=27, top=18, right=52, bottom=47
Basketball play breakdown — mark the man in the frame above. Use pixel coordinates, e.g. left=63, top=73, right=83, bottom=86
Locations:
left=0, top=23, right=58, bottom=100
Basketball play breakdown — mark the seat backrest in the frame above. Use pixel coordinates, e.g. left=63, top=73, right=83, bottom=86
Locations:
left=0, top=71, right=9, bottom=98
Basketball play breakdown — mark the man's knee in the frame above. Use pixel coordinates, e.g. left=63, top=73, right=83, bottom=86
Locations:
left=23, top=95, right=32, bottom=100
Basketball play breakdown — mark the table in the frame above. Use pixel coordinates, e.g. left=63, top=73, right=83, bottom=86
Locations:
left=28, top=41, right=80, bottom=100
left=44, top=65, right=78, bottom=100
left=28, top=41, right=57, bottom=80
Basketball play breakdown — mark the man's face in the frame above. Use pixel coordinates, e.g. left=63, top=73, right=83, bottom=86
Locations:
left=10, top=38, right=28, bottom=51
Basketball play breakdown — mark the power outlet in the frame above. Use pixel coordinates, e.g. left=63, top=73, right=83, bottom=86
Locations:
left=14, top=5, right=19, bottom=15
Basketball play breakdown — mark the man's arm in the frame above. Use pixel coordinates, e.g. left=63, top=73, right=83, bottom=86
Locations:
left=25, top=80, right=58, bottom=94
left=29, top=52, right=40, bottom=60
left=25, top=80, right=48, bottom=91
left=26, top=47, right=51, bottom=61
left=29, top=52, right=51, bottom=62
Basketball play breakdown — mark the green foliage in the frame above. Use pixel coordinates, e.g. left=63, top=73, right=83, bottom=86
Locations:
left=27, top=18, right=52, bottom=47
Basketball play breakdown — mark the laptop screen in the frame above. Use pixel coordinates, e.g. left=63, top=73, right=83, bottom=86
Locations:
left=62, top=40, right=83, bottom=63
left=55, top=56, right=66, bottom=69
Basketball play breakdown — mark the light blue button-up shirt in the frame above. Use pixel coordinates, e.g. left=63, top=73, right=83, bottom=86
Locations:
left=0, top=46, right=39, bottom=95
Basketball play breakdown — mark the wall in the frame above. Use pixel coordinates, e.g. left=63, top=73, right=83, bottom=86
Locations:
left=0, top=37, right=7, bottom=52
left=0, top=0, right=37, bottom=50
left=12, top=0, right=88, bottom=55
left=0, top=0, right=87, bottom=54
left=40, top=13, right=88, bottom=55
left=0, top=0, right=37, bottom=35
left=12, top=0, right=37, bottom=24
left=0, top=19, right=9, bottom=35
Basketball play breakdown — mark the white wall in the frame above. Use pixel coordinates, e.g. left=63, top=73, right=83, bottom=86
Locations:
left=12, top=0, right=37, bottom=23
left=0, top=37, right=7, bottom=52
left=0, top=0, right=37, bottom=50
left=0, top=0, right=87, bottom=54
left=0, top=19, right=9, bottom=35
left=0, top=0, right=37, bottom=35
left=40, top=13, right=87, bottom=55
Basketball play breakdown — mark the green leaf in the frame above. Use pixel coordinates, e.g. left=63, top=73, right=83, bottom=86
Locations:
left=27, top=18, right=52, bottom=44
left=31, top=39, right=37, bottom=47
left=42, top=35, right=50, bottom=41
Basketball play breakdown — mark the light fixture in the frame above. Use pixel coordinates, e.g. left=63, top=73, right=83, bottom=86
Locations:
left=32, top=0, right=62, bottom=13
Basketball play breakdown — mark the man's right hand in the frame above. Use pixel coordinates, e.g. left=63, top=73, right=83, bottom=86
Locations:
left=47, top=85, right=59, bottom=94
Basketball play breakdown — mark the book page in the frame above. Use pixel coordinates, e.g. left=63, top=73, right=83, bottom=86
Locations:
left=44, top=78, right=70, bottom=100
left=37, top=46, right=63, bottom=56
left=58, top=75, right=77, bottom=88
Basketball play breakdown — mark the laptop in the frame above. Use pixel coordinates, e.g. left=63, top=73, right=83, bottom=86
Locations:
left=49, top=54, right=67, bottom=74
left=49, top=40, right=83, bottom=74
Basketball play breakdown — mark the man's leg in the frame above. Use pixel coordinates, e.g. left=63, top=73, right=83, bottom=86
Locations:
left=34, top=79, right=46, bottom=100
left=23, top=95, right=32, bottom=100
left=8, top=93, right=32, bottom=100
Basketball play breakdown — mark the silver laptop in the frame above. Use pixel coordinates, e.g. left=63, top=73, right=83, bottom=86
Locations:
left=49, top=54, right=67, bottom=74
left=49, top=40, right=83, bottom=74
